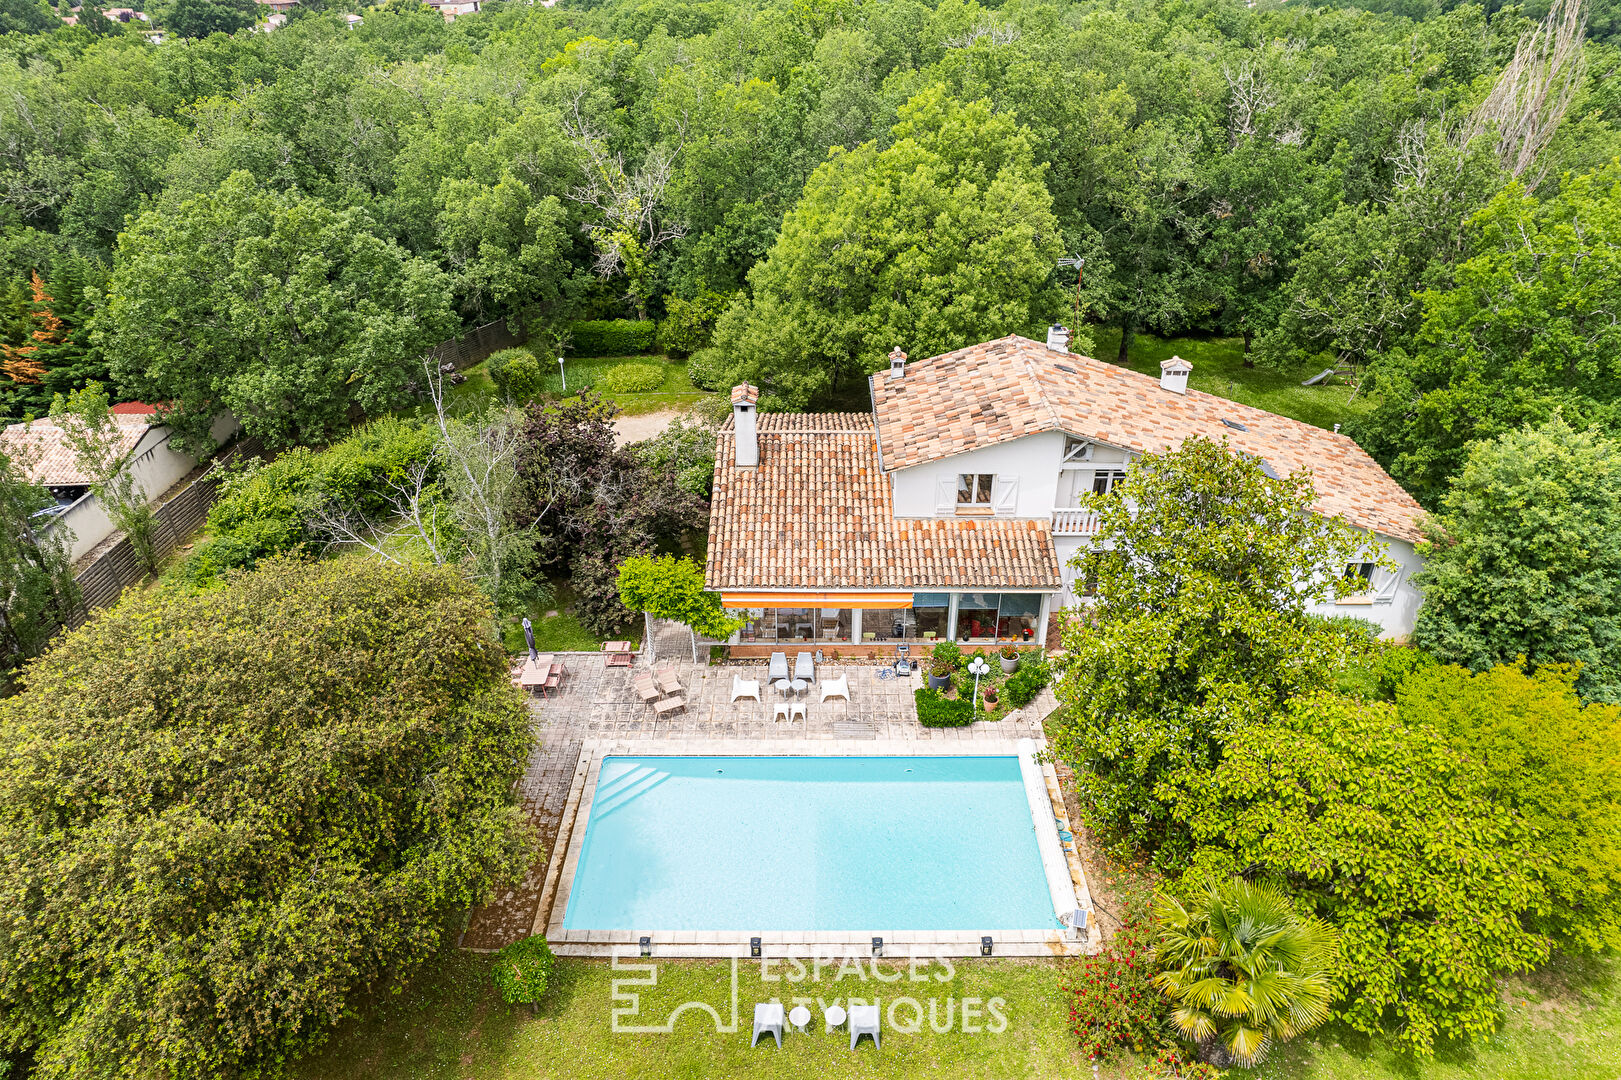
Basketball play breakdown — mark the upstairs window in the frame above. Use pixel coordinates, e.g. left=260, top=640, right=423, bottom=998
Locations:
left=957, top=473, right=994, bottom=507
left=1345, top=562, right=1377, bottom=586
left=1091, top=470, right=1128, bottom=496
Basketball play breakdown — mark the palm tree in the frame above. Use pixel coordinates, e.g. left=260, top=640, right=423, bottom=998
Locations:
left=1151, top=877, right=1339, bottom=1067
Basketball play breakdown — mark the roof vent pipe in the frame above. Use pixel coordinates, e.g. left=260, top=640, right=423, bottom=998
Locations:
left=1046, top=325, right=1070, bottom=353
left=887, top=346, right=907, bottom=380
left=1159, top=355, right=1192, bottom=395
left=730, top=383, right=759, bottom=468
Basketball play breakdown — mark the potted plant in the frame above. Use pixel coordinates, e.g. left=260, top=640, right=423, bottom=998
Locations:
left=999, top=643, right=1020, bottom=674
left=983, top=686, right=999, bottom=709
left=928, top=657, right=954, bottom=690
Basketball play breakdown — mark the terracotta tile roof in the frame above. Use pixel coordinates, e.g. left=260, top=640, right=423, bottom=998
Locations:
left=730, top=382, right=758, bottom=405
left=870, top=335, right=1425, bottom=543
left=0, top=415, right=151, bottom=486
left=706, top=413, right=1061, bottom=591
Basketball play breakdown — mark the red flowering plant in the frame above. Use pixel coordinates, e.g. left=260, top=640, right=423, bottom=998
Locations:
left=1143, top=1047, right=1225, bottom=1079
left=1060, top=911, right=1172, bottom=1062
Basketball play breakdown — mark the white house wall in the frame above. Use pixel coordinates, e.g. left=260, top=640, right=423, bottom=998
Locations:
left=1308, top=535, right=1424, bottom=641
left=889, top=431, right=1069, bottom=518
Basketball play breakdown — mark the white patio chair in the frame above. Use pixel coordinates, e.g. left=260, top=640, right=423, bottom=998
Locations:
left=819, top=673, right=849, bottom=702
left=849, top=1004, right=880, bottom=1050
left=731, top=674, right=761, bottom=702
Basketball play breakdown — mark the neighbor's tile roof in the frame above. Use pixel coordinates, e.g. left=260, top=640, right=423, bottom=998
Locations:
left=0, top=414, right=151, bottom=486
left=871, top=335, right=1425, bottom=542
left=706, top=413, right=1061, bottom=591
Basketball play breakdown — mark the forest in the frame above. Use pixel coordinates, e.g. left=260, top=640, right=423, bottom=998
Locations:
left=0, top=0, right=1617, bottom=508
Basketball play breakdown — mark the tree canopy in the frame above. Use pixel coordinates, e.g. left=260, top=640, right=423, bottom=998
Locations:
left=1410, top=415, right=1621, bottom=701
left=0, top=558, right=535, bottom=1078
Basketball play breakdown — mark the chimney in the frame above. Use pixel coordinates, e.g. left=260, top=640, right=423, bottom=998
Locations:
left=730, top=383, right=759, bottom=467
left=887, top=345, right=907, bottom=380
left=1159, top=355, right=1192, bottom=395
left=1046, top=325, right=1070, bottom=353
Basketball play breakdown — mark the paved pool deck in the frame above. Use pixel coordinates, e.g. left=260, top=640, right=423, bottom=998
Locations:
left=459, top=649, right=1086, bottom=956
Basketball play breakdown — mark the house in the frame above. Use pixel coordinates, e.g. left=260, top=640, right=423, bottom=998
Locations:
left=423, top=0, right=479, bottom=20
left=703, top=332, right=1426, bottom=655
left=254, top=0, right=298, bottom=13
left=1, top=404, right=238, bottom=563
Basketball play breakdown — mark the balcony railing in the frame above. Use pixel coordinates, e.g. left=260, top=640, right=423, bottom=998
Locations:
left=1051, top=508, right=1101, bottom=536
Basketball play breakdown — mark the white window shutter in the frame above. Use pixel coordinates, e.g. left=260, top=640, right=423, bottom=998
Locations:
left=1372, top=566, right=1401, bottom=603
left=993, top=475, right=1019, bottom=516
left=936, top=476, right=957, bottom=515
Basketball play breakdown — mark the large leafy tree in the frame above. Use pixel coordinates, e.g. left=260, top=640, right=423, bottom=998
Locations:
left=1050, top=437, right=1374, bottom=856
left=1411, top=415, right=1621, bottom=702
left=1164, top=692, right=1549, bottom=1058
left=702, top=86, right=1062, bottom=408
left=0, top=444, right=78, bottom=680
left=155, top=0, right=257, bottom=38
left=0, top=558, right=535, bottom=1079
left=99, top=171, right=458, bottom=451
left=1399, top=661, right=1621, bottom=954
left=1354, top=163, right=1621, bottom=503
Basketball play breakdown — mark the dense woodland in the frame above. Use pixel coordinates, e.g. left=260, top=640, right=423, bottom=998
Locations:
left=0, top=0, right=1617, bottom=502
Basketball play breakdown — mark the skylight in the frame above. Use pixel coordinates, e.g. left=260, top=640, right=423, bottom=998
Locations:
left=1221, top=418, right=1249, bottom=432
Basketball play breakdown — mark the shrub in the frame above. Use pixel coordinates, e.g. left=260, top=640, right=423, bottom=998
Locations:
left=1062, top=910, right=1169, bottom=1062
left=686, top=345, right=731, bottom=391
left=568, top=319, right=657, bottom=357
left=1003, top=653, right=1052, bottom=709
left=597, top=362, right=666, bottom=394
left=930, top=640, right=962, bottom=668
left=658, top=291, right=734, bottom=356
left=488, top=347, right=545, bottom=403
left=915, top=686, right=973, bottom=727
left=491, top=935, right=556, bottom=1006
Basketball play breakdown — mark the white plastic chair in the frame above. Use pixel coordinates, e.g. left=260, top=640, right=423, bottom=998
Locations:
left=732, top=674, right=760, bottom=702
left=820, top=673, right=849, bottom=702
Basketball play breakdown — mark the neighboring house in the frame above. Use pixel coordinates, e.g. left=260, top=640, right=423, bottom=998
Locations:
left=1, top=405, right=238, bottom=563
left=704, top=332, right=1426, bottom=655
left=423, top=0, right=479, bottom=19
left=255, top=0, right=298, bottom=11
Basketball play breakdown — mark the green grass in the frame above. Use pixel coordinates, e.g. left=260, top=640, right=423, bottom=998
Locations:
left=496, top=579, right=642, bottom=656
left=295, top=950, right=1621, bottom=1080
left=1085, top=327, right=1373, bottom=434
left=451, top=353, right=716, bottom=418
left=297, top=952, right=1078, bottom=1080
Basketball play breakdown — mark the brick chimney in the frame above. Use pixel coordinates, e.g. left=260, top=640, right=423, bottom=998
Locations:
left=731, top=383, right=759, bottom=467
left=1159, top=355, right=1192, bottom=395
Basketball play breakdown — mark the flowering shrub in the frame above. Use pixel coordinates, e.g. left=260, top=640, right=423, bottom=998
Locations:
left=1143, top=1048, right=1225, bottom=1079
left=491, top=935, right=556, bottom=1006
left=1062, top=915, right=1170, bottom=1061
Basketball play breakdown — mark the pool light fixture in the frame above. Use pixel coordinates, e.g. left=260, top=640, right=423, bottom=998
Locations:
left=981, top=936, right=993, bottom=957
left=750, top=937, right=762, bottom=958
left=871, top=937, right=883, bottom=957
left=639, top=935, right=651, bottom=957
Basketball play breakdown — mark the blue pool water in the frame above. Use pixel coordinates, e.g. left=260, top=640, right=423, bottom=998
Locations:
left=562, top=755, right=1057, bottom=931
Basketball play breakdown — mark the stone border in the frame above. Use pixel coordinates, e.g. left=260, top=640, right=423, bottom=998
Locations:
left=535, top=737, right=1096, bottom=958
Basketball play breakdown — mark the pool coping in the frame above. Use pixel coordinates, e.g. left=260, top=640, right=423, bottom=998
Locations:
left=534, top=738, right=1097, bottom=959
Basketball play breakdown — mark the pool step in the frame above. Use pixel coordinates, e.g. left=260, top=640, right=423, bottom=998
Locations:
left=590, top=766, right=672, bottom=820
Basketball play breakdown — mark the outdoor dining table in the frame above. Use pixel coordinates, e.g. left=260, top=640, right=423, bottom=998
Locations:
left=517, top=654, right=556, bottom=688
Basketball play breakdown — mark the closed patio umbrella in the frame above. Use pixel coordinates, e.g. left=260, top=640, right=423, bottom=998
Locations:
left=522, top=616, right=537, bottom=662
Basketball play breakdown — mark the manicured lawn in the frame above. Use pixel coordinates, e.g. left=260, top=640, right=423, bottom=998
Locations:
left=297, top=952, right=1078, bottom=1080
left=452, top=353, right=717, bottom=417
left=297, top=950, right=1621, bottom=1080
left=1085, top=327, right=1373, bottom=434
left=497, top=579, right=642, bottom=656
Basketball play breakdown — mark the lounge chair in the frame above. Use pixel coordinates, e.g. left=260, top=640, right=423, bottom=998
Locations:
left=752, top=1002, right=784, bottom=1049
left=768, top=652, right=789, bottom=683
left=820, top=673, right=849, bottom=702
left=794, top=651, right=814, bottom=683
left=731, top=674, right=760, bottom=702
left=631, top=672, right=661, bottom=704
left=653, top=665, right=683, bottom=695
left=849, top=1004, right=880, bottom=1050
left=653, top=695, right=686, bottom=717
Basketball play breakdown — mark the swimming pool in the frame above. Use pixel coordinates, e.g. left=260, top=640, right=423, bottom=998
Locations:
left=561, top=755, right=1059, bottom=932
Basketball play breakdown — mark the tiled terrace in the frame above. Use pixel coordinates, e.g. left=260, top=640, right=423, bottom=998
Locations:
left=459, top=650, right=1060, bottom=952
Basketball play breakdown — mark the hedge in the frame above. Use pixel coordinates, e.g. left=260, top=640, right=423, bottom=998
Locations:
left=915, top=687, right=974, bottom=727
left=598, top=362, right=666, bottom=393
left=568, top=319, right=657, bottom=357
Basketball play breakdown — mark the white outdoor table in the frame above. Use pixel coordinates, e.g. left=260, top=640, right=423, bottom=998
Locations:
left=789, top=1005, right=811, bottom=1033
left=824, top=1004, right=847, bottom=1033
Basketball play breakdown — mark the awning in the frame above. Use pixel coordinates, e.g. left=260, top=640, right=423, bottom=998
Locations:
left=719, top=591, right=915, bottom=609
